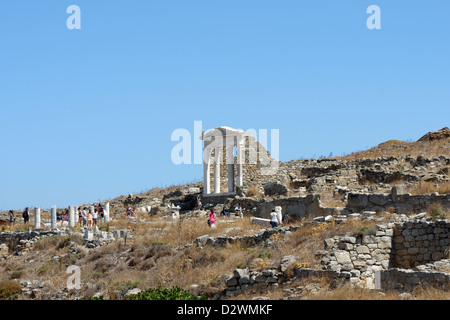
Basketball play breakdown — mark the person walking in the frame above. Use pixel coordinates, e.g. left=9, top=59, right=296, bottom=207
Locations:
left=98, top=204, right=104, bottom=222
left=93, top=208, right=98, bottom=226
left=78, top=208, right=83, bottom=227
left=270, top=209, right=280, bottom=228
left=87, top=209, right=93, bottom=228
left=208, top=209, right=216, bottom=228
left=82, top=207, right=87, bottom=227
left=8, top=210, right=15, bottom=227
left=22, top=207, right=30, bottom=225
left=196, top=196, right=202, bottom=210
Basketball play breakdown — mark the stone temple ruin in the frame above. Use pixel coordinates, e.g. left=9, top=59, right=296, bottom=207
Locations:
left=195, top=126, right=450, bottom=295
left=1, top=126, right=447, bottom=299
left=200, top=126, right=279, bottom=199
left=198, top=126, right=449, bottom=219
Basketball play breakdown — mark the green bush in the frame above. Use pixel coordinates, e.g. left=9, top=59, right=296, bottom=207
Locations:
left=352, top=225, right=376, bottom=237
left=428, top=205, right=448, bottom=220
left=0, top=280, right=22, bottom=299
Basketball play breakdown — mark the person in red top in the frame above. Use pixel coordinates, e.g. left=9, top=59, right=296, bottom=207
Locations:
left=208, top=209, right=216, bottom=228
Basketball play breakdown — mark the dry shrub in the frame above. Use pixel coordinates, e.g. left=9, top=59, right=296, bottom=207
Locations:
left=94, top=258, right=114, bottom=274
left=144, top=243, right=174, bottom=260
left=246, top=184, right=263, bottom=198
left=192, top=250, right=226, bottom=269
left=427, top=204, right=448, bottom=220
left=0, top=280, right=22, bottom=299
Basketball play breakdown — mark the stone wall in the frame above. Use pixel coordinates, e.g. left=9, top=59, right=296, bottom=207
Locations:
left=346, top=191, right=450, bottom=215
left=195, top=226, right=298, bottom=248
left=222, top=189, right=449, bottom=221
left=377, top=260, right=450, bottom=291
left=319, top=224, right=395, bottom=288
left=223, top=256, right=346, bottom=298
left=0, top=228, right=128, bottom=259
left=319, top=219, right=450, bottom=289
left=235, top=155, right=449, bottom=197
left=393, top=220, right=450, bottom=268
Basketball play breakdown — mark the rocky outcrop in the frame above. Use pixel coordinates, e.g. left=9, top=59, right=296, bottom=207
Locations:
left=418, top=127, right=450, bottom=142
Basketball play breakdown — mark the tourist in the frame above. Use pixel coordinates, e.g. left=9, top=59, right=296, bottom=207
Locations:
left=87, top=209, right=93, bottom=228
left=22, top=207, right=30, bottom=225
left=270, top=209, right=280, bottom=228
left=64, top=209, right=69, bottom=222
left=98, top=204, right=104, bottom=222
left=93, top=208, right=98, bottom=226
left=78, top=208, right=83, bottom=227
left=208, top=209, right=216, bottom=228
left=126, top=206, right=132, bottom=217
left=196, top=196, right=202, bottom=210
left=235, top=204, right=243, bottom=218
left=82, top=207, right=87, bottom=227
left=8, top=210, right=15, bottom=226
left=221, top=207, right=228, bottom=217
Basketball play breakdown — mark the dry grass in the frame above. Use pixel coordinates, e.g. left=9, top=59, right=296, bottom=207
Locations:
left=0, top=210, right=446, bottom=301
left=320, top=189, right=347, bottom=208
left=337, top=138, right=450, bottom=160
left=407, top=181, right=450, bottom=195
left=246, top=184, right=264, bottom=199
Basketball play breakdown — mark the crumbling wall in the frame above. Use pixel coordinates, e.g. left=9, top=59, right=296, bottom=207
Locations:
left=393, top=220, right=450, bottom=268
left=319, top=219, right=450, bottom=289
left=346, top=191, right=450, bottom=215
left=377, top=263, right=450, bottom=292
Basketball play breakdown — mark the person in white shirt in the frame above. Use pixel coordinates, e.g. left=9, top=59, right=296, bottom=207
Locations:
left=82, top=208, right=87, bottom=227
left=93, top=208, right=98, bottom=226
left=270, top=209, right=280, bottom=228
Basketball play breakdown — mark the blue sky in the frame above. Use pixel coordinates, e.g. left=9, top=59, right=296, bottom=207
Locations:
left=0, top=1, right=449, bottom=210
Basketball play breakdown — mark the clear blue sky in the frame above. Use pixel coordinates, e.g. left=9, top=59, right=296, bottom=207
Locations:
left=0, top=1, right=449, bottom=210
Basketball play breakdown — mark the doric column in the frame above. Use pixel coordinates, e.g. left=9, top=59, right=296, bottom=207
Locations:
left=51, top=205, right=57, bottom=229
left=236, top=138, right=244, bottom=187
left=227, top=145, right=235, bottom=193
left=104, top=202, right=110, bottom=223
left=69, top=206, right=76, bottom=228
left=213, top=147, right=221, bottom=194
left=203, top=150, right=211, bottom=196
left=34, top=207, right=41, bottom=230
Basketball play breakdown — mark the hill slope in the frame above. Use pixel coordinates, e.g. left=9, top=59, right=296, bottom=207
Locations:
left=339, top=127, right=449, bottom=160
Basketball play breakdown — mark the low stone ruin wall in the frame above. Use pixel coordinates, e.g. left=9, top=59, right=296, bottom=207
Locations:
left=229, top=194, right=338, bottom=220
left=393, top=220, right=449, bottom=268
left=222, top=219, right=449, bottom=297
left=195, top=226, right=298, bottom=248
left=319, top=224, right=395, bottom=288
left=346, top=192, right=450, bottom=215
left=223, top=256, right=346, bottom=298
left=0, top=228, right=130, bottom=258
left=318, top=219, right=450, bottom=289
left=377, top=265, right=450, bottom=292
left=227, top=189, right=449, bottom=221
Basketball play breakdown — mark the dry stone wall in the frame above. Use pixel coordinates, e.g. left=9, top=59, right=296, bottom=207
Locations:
left=226, top=155, right=449, bottom=202
left=377, top=260, right=450, bottom=291
left=346, top=191, right=449, bottom=215
left=223, top=189, right=449, bottom=222
left=318, top=218, right=450, bottom=289
left=393, top=220, right=450, bottom=268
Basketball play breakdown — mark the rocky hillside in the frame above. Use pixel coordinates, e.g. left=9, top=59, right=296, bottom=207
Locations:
left=339, top=127, right=449, bottom=160
left=0, top=127, right=448, bottom=301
